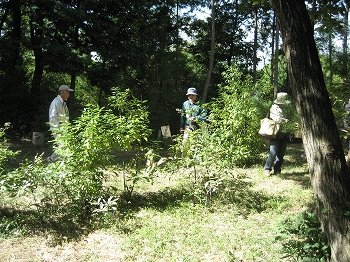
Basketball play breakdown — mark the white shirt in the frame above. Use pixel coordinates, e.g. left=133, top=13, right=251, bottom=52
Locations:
left=49, top=95, right=69, bottom=129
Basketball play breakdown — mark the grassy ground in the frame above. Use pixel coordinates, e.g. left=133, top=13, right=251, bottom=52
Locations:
left=0, top=140, right=314, bottom=262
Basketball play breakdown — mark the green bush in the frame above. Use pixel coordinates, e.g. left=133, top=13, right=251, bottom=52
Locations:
left=1, top=88, right=152, bottom=218
left=173, top=66, right=268, bottom=168
left=0, top=123, right=18, bottom=176
left=277, top=211, right=330, bottom=261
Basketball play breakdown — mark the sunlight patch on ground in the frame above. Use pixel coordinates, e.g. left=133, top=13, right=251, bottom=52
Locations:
left=0, top=231, right=126, bottom=262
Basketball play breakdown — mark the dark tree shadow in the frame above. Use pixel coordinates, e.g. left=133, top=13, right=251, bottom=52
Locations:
left=0, top=186, right=191, bottom=242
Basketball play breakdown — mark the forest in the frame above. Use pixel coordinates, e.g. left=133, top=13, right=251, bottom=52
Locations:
left=1, top=0, right=350, bottom=261
left=0, top=0, right=348, bottom=137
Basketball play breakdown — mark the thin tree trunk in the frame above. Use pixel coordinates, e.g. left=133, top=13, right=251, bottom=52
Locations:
left=271, top=0, right=350, bottom=261
left=29, top=11, right=44, bottom=97
left=270, top=14, right=276, bottom=86
left=273, top=22, right=279, bottom=98
left=252, top=7, right=258, bottom=84
left=202, top=0, right=215, bottom=103
left=343, top=0, right=349, bottom=81
left=328, top=34, right=333, bottom=88
left=9, top=0, right=21, bottom=71
left=176, top=0, right=179, bottom=91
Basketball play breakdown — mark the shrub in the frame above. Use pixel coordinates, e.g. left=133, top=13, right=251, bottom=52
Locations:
left=172, top=65, right=268, bottom=168
left=277, top=211, right=330, bottom=261
left=1, top=88, right=153, bottom=218
left=0, top=123, right=18, bottom=176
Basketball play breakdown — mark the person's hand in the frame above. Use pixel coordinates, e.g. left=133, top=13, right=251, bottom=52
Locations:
left=180, top=128, right=184, bottom=133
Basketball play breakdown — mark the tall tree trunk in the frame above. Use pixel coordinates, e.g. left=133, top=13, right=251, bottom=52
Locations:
left=271, top=1, right=350, bottom=261
left=342, top=0, right=349, bottom=81
left=9, top=0, right=21, bottom=71
left=270, top=14, right=276, bottom=86
left=29, top=12, right=44, bottom=98
left=252, top=7, right=258, bottom=84
left=202, top=0, right=215, bottom=103
left=273, top=22, right=279, bottom=98
left=175, top=0, right=179, bottom=91
left=328, top=34, right=333, bottom=88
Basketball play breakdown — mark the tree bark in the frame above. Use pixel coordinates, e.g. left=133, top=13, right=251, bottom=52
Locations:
left=202, top=0, right=215, bottom=103
left=342, top=0, right=349, bottom=81
left=9, top=0, right=21, bottom=71
left=270, top=0, right=350, bottom=261
left=252, top=7, right=258, bottom=84
left=29, top=12, right=44, bottom=97
left=273, top=22, right=279, bottom=98
left=270, top=14, right=276, bottom=86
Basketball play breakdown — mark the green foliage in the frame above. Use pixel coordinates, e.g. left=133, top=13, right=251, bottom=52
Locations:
left=204, top=65, right=267, bottom=166
left=168, top=65, right=271, bottom=205
left=327, top=78, right=350, bottom=132
left=277, top=211, right=330, bottom=261
left=1, top=89, right=153, bottom=219
left=1, top=155, right=45, bottom=198
left=0, top=123, right=19, bottom=176
left=168, top=65, right=301, bottom=209
left=55, top=87, right=151, bottom=166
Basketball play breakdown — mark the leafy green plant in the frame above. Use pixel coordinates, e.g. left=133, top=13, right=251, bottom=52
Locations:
left=175, top=66, right=263, bottom=184
left=1, top=88, right=153, bottom=220
left=92, top=196, right=119, bottom=214
left=0, top=123, right=19, bottom=176
left=277, top=211, right=330, bottom=261
left=120, top=146, right=158, bottom=199
left=169, top=65, right=274, bottom=205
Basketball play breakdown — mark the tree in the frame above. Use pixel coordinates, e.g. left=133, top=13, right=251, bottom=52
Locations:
left=308, top=0, right=344, bottom=89
left=202, top=0, right=215, bottom=102
left=270, top=0, right=350, bottom=261
left=341, top=0, right=349, bottom=80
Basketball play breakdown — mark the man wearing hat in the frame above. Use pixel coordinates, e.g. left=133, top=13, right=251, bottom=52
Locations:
left=180, top=87, right=207, bottom=137
left=264, top=92, right=291, bottom=176
left=46, top=84, right=74, bottom=162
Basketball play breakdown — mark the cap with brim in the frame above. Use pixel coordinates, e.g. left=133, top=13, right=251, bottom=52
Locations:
left=59, top=85, right=74, bottom=92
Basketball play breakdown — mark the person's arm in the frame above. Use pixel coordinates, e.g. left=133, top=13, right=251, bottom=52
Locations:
left=195, top=106, right=207, bottom=122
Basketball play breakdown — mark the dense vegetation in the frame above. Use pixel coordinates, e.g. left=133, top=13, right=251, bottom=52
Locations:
left=1, top=0, right=350, bottom=260
left=0, top=0, right=349, bottom=136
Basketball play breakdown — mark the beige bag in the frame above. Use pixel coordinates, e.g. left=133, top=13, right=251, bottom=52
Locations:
left=258, top=118, right=280, bottom=139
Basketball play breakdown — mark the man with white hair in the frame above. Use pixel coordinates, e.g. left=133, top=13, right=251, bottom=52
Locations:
left=46, top=84, right=74, bottom=163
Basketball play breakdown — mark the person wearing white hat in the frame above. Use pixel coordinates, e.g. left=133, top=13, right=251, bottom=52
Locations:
left=46, top=84, right=74, bottom=163
left=180, top=87, right=207, bottom=137
left=264, top=92, right=291, bottom=176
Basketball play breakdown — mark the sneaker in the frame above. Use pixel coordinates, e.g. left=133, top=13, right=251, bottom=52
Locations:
left=264, top=170, right=271, bottom=176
